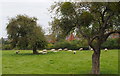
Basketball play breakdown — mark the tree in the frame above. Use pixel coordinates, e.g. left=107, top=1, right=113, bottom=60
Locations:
left=50, top=2, right=120, bottom=74
left=6, top=15, right=47, bottom=54
left=0, top=37, right=4, bottom=50
left=0, top=37, right=11, bottom=50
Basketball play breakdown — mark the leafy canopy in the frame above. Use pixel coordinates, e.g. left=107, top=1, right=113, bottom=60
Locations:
left=50, top=2, right=120, bottom=47
left=6, top=15, right=47, bottom=49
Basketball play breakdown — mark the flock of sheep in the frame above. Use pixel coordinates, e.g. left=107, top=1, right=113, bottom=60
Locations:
left=15, top=48, right=108, bottom=54
left=38, top=48, right=78, bottom=54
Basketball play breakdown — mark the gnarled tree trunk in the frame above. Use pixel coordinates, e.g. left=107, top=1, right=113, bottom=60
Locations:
left=33, top=46, right=39, bottom=54
left=92, top=48, right=101, bottom=74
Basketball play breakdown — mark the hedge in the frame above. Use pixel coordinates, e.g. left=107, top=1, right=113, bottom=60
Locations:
left=46, top=38, right=119, bottom=50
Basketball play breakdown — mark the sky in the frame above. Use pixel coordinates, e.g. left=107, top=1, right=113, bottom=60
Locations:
left=0, top=0, right=58, bottom=38
left=0, top=0, right=119, bottom=38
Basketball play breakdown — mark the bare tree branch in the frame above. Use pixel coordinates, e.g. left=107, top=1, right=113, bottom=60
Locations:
left=90, top=35, right=99, bottom=44
left=104, top=31, right=120, bottom=41
left=101, top=6, right=108, bottom=23
left=103, top=12, right=114, bottom=29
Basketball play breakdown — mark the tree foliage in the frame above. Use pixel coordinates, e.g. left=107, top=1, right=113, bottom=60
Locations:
left=50, top=2, right=120, bottom=74
left=6, top=15, right=47, bottom=53
left=50, top=2, right=120, bottom=49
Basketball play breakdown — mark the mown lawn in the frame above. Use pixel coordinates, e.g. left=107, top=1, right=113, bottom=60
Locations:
left=2, top=50, right=118, bottom=74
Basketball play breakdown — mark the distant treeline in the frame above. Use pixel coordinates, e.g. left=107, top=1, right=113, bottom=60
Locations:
left=1, top=38, right=119, bottom=50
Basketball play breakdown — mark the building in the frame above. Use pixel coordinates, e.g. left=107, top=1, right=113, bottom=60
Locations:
left=109, top=33, right=120, bottom=39
left=66, top=33, right=80, bottom=41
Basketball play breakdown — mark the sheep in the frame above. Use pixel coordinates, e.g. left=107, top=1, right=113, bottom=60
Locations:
left=39, top=49, right=47, bottom=54
left=16, top=51, right=20, bottom=54
left=42, top=49, right=47, bottom=54
left=58, top=48, right=62, bottom=51
left=50, top=49, right=55, bottom=52
left=42, top=51, right=47, bottom=54
left=43, top=49, right=47, bottom=52
left=68, top=50, right=72, bottom=52
left=79, top=48, right=83, bottom=51
left=90, top=48, right=93, bottom=51
left=64, top=48, right=68, bottom=51
left=39, top=51, right=43, bottom=54
left=89, top=46, right=93, bottom=51
left=104, top=48, right=108, bottom=51
left=73, top=51, right=76, bottom=54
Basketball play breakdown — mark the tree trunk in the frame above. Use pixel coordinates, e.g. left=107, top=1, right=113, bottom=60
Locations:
left=92, top=49, right=101, bottom=74
left=33, top=46, right=38, bottom=54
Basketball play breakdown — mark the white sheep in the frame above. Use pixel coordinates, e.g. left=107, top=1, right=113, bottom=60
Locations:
left=58, top=48, right=62, bottom=51
left=90, top=48, right=93, bottom=51
left=50, top=49, right=55, bottom=52
left=42, top=49, right=47, bottom=54
left=43, top=49, right=47, bottom=52
left=42, top=52, right=47, bottom=54
left=73, top=51, right=76, bottom=54
left=64, top=48, right=68, bottom=51
left=79, top=48, right=83, bottom=51
left=16, top=51, right=20, bottom=54
left=68, top=50, right=72, bottom=52
left=104, top=48, right=108, bottom=51
left=39, top=51, right=43, bottom=54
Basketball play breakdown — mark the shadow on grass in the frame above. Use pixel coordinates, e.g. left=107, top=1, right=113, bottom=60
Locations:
left=12, top=52, right=58, bottom=56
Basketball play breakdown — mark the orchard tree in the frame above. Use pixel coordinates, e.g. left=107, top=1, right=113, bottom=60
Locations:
left=50, top=2, right=120, bottom=74
left=6, top=15, right=47, bottom=54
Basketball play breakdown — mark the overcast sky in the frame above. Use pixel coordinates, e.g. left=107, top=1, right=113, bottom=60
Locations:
left=0, top=0, right=119, bottom=38
left=0, top=0, right=58, bottom=38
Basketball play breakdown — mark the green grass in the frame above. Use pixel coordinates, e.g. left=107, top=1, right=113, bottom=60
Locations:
left=2, top=50, right=118, bottom=74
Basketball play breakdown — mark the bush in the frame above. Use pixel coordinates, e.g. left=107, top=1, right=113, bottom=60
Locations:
left=46, top=38, right=119, bottom=50
left=52, top=40, right=71, bottom=49
left=46, top=40, right=89, bottom=50
left=46, top=43, right=54, bottom=50
left=101, top=38, right=120, bottom=49
left=2, top=44, right=12, bottom=50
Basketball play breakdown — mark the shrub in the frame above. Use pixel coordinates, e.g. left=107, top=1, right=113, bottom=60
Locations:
left=46, top=40, right=89, bottom=50
left=101, top=38, right=120, bottom=49
left=2, top=44, right=12, bottom=50
left=46, top=43, right=54, bottom=50
left=46, top=38, right=119, bottom=50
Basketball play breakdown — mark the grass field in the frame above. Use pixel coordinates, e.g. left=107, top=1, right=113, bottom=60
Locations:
left=2, top=50, right=118, bottom=74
